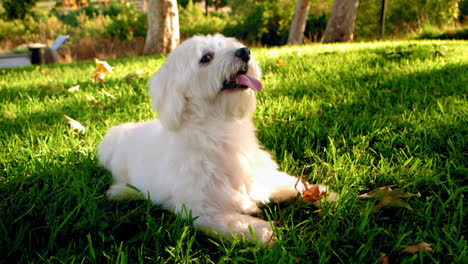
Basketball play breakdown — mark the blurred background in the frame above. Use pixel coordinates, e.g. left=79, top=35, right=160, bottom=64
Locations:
left=0, top=0, right=466, bottom=61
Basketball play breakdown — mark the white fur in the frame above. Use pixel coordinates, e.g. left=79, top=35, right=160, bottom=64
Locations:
left=98, top=34, right=327, bottom=244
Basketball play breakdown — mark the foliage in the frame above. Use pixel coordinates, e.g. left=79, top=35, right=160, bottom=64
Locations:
left=0, top=40, right=467, bottom=263
left=179, top=0, right=228, bottom=9
left=459, top=0, right=468, bottom=22
left=179, top=0, right=330, bottom=44
left=179, top=0, right=202, bottom=8
left=304, top=13, right=329, bottom=42
left=103, top=3, right=147, bottom=41
left=224, top=0, right=296, bottom=45
left=0, top=8, right=67, bottom=50
left=179, top=0, right=228, bottom=38
left=417, top=24, right=468, bottom=39
left=55, top=2, right=147, bottom=41
left=0, top=1, right=146, bottom=53
left=0, top=19, right=27, bottom=40
left=179, top=0, right=298, bottom=45
left=356, top=0, right=463, bottom=40
left=1, top=0, right=37, bottom=20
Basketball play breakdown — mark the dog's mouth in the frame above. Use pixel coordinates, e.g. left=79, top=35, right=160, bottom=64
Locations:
left=221, top=66, right=262, bottom=92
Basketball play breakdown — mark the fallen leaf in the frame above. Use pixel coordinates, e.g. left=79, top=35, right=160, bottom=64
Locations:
left=86, top=95, right=105, bottom=107
left=86, top=95, right=98, bottom=104
left=294, top=166, right=328, bottom=206
left=38, top=83, right=63, bottom=94
left=431, top=50, right=445, bottom=57
left=378, top=253, right=389, bottom=264
left=125, top=70, right=143, bottom=80
left=94, top=58, right=113, bottom=73
left=294, top=48, right=301, bottom=56
left=302, top=185, right=327, bottom=202
left=64, top=115, right=85, bottom=134
left=358, top=185, right=421, bottom=214
left=102, top=90, right=114, bottom=98
left=43, top=70, right=54, bottom=77
left=92, top=70, right=105, bottom=82
left=275, top=58, right=287, bottom=67
left=67, top=85, right=80, bottom=92
left=401, top=242, right=433, bottom=254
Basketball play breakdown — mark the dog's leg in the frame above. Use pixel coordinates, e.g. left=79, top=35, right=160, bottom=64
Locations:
left=195, top=212, right=274, bottom=245
left=107, top=184, right=143, bottom=200
left=99, top=122, right=145, bottom=200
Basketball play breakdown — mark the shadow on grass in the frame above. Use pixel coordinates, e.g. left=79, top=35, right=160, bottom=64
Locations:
left=257, top=61, right=467, bottom=189
left=1, top=78, right=152, bottom=140
left=0, top=153, right=220, bottom=263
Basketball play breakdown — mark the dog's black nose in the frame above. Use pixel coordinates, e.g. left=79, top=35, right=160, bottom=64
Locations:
left=235, top=47, right=250, bottom=62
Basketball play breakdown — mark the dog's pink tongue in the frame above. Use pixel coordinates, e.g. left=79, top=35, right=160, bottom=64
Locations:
left=236, top=74, right=262, bottom=91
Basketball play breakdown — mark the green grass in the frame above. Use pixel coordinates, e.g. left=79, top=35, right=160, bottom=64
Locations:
left=1, top=40, right=467, bottom=263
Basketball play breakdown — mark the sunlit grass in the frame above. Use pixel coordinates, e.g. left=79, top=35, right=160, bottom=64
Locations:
left=1, top=40, right=467, bottom=263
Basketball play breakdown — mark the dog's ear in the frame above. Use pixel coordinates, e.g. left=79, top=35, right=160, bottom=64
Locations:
left=149, top=66, right=186, bottom=130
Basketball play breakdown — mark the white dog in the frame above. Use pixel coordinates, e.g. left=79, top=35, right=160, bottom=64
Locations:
left=98, top=34, right=329, bottom=244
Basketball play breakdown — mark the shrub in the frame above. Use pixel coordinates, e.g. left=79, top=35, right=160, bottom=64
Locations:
left=224, top=0, right=295, bottom=46
left=56, top=2, right=146, bottom=42
left=304, top=13, right=328, bottom=42
left=104, top=3, right=147, bottom=41
left=0, top=19, right=27, bottom=40
left=1, top=0, right=36, bottom=20
left=417, top=25, right=468, bottom=39
left=355, top=0, right=462, bottom=40
left=179, top=1, right=229, bottom=38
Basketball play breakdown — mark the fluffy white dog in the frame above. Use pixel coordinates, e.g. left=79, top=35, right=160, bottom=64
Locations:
left=98, top=34, right=328, bottom=244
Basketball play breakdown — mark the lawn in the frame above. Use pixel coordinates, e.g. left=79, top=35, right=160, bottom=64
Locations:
left=1, top=40, right=467, bottom=263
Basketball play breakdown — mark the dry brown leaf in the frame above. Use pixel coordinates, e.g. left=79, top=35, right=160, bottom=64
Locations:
left=401, top=242, right=433, bottom=254
left=378, top=253, right=389, bottom=264
left=86, top=95, right=98, bottom=104
left=37, top=83, right=63, bottom=94
left=102, top=90, right=114, bottom=98
left=92, top=70, right=105, bottom=82
left=94, top=58, right=113, bottom=73
left=43, top=70, right=54, bottom=77
left=125, top=70, right=143, bottom=80
left=275, top=58, right=287, bottom=67
left=358, top=185, right=420, bottom=214
left=64, top=115, right=85, bottom=134
left=294, top=166, right=328, bottom=206
left=67, top=85, right=80, bottom=92
left=302, top=185, right=327, bottom=202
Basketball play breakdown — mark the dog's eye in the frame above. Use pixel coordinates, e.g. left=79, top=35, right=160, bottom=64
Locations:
left=200, top=53, right=213, bottom=64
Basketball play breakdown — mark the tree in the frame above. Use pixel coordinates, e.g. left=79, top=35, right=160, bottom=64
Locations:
left=379, top=0, right=388, bottom=38
left=323, top=0, right=359, bottom=43
left=143, top=0, right=180, bottom=55
left=288, top=0, right=311, bottom=45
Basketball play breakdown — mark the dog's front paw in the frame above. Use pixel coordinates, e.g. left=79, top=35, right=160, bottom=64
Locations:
left=251, top=221, right=275, bottom=246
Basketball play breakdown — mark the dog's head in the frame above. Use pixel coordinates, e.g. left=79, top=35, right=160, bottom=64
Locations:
left=149, top=34, right=262, bottom=130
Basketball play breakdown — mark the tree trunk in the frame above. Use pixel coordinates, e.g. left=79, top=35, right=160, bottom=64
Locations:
left=288, top=0, right=311, bottom=45
left=143, top=0, right=179, bottom=55
left=323, top=0, right=359, bottom=43
left=379, top=0, right=387, bottom=38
